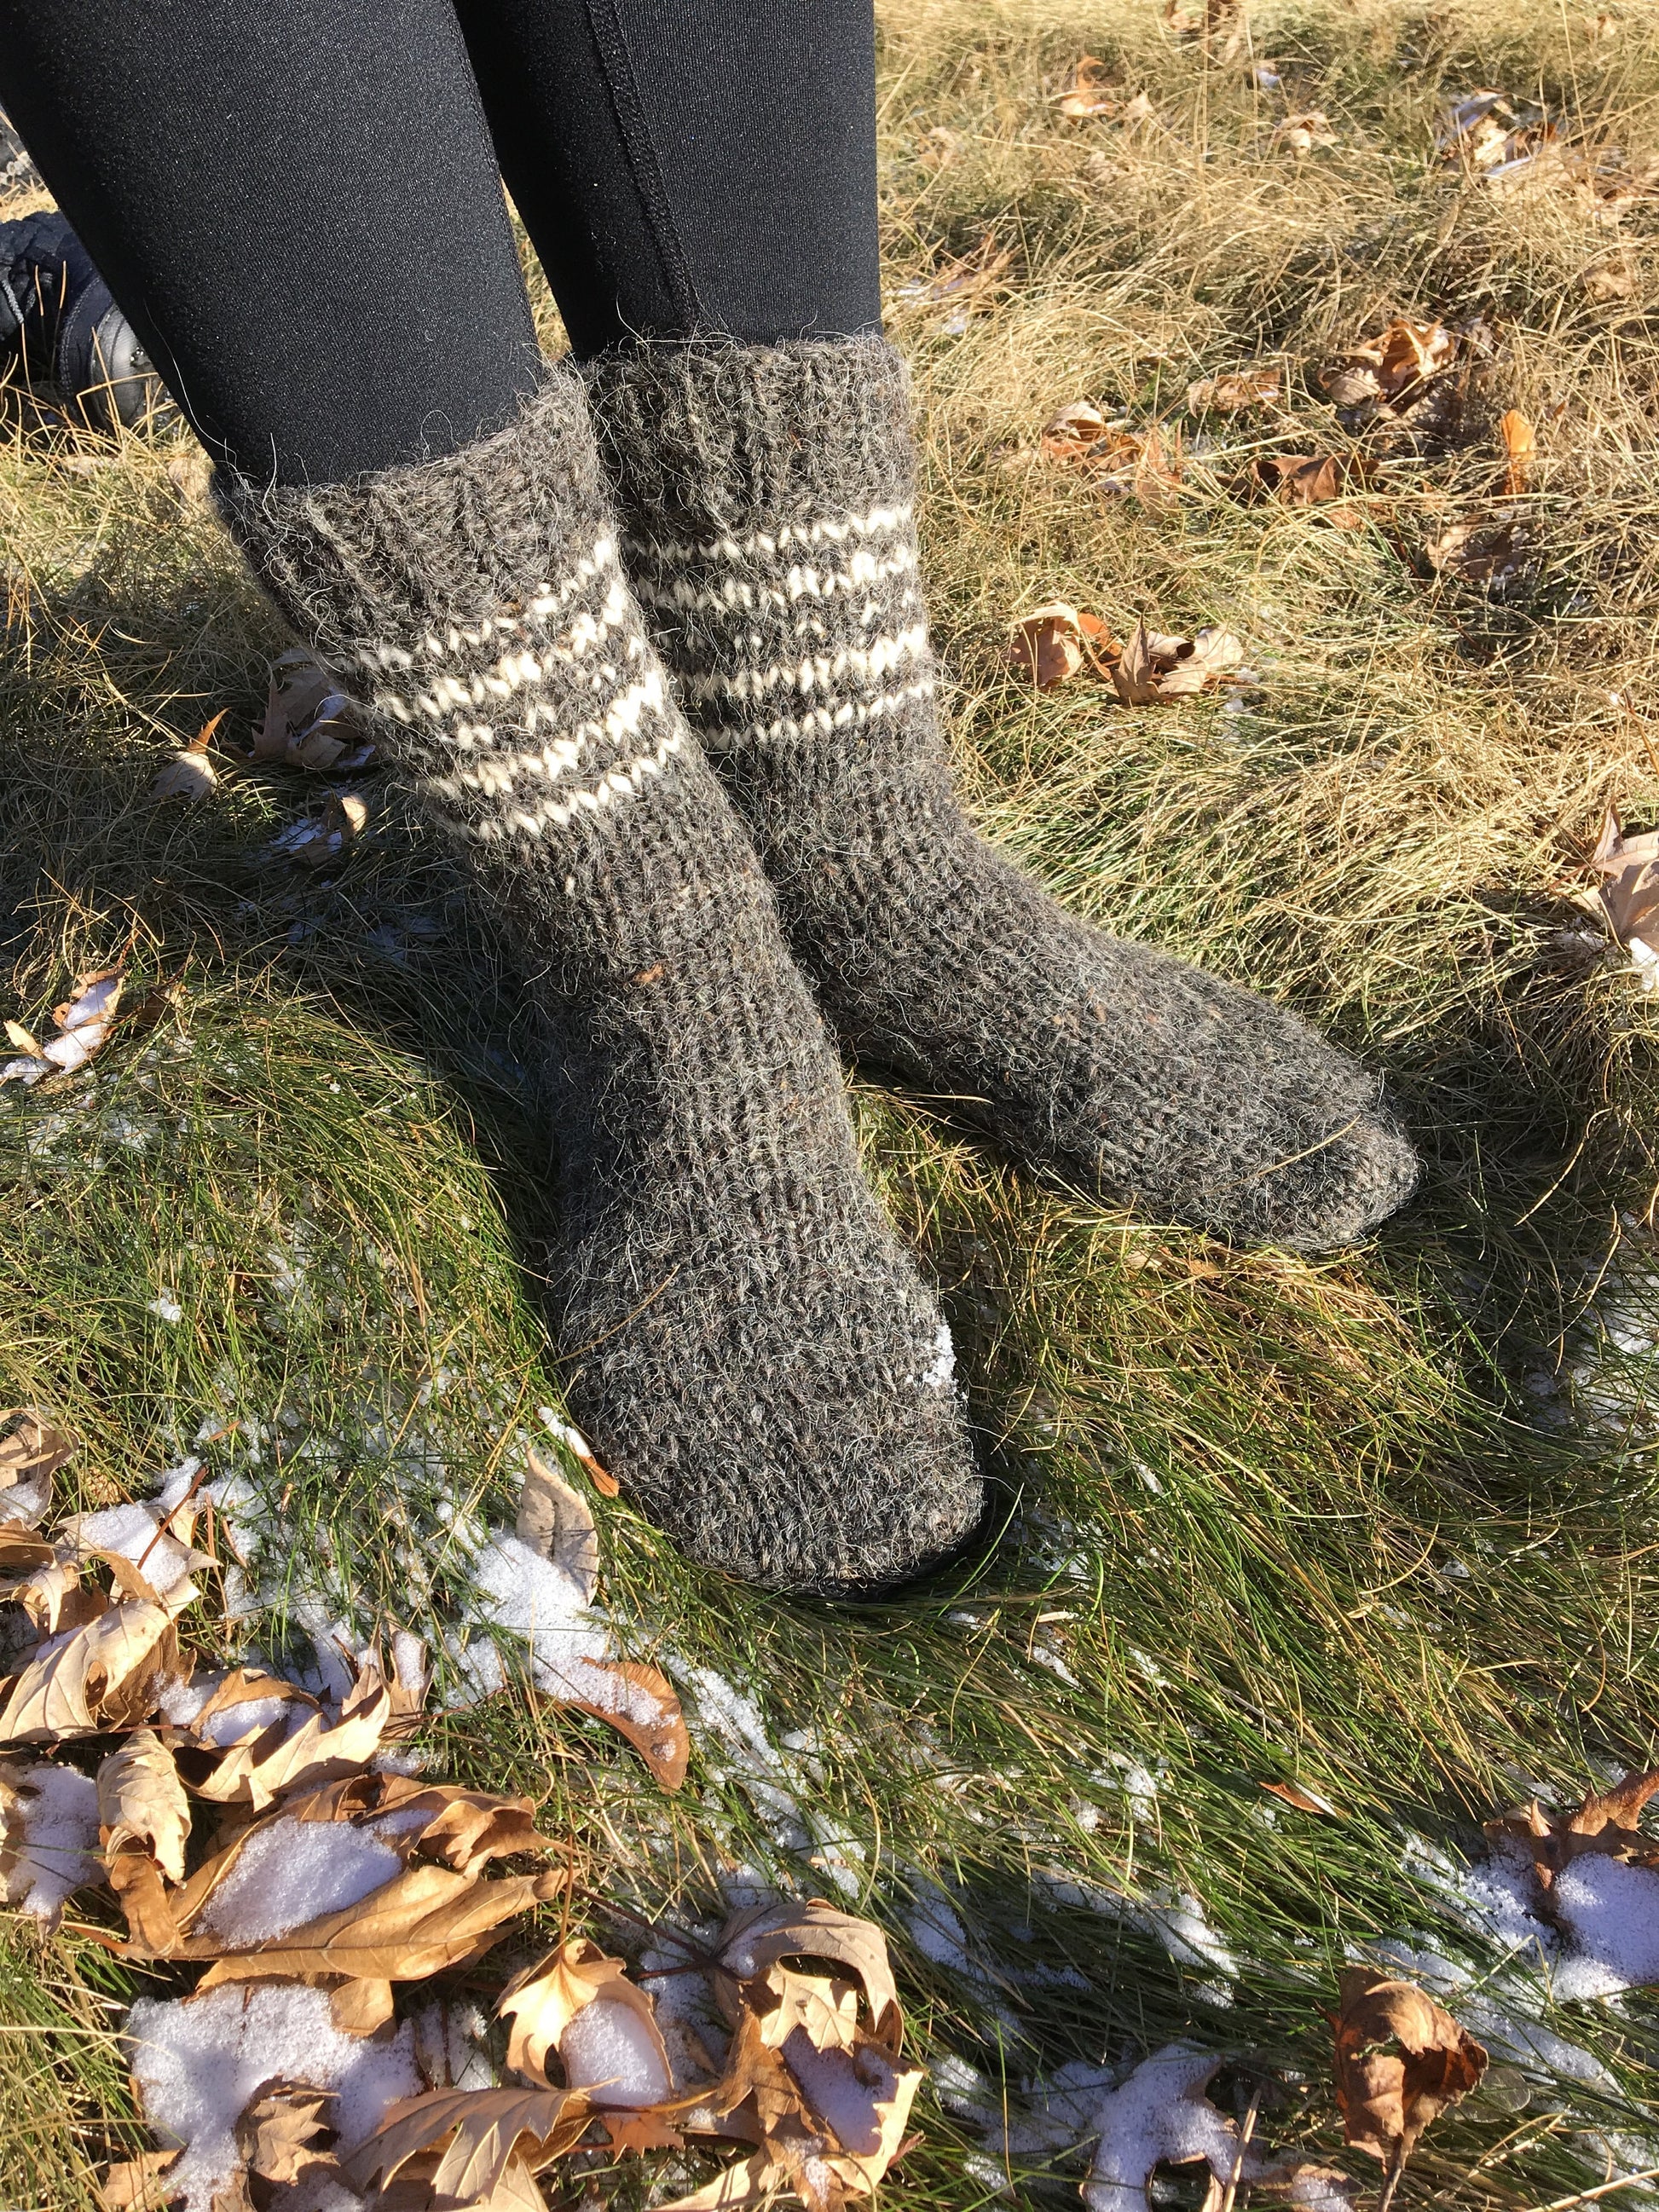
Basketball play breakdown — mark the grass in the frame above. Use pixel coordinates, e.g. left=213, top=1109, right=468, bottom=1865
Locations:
left=4, top=0, right=1659, bottom=2203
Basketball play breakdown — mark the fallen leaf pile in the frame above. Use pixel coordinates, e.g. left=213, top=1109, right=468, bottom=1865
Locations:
left=1188, top=366, right=1282, bottom=414
left=1319, top=316, right=1467, bottom=440
left=2, top=961, right=177, bottom=1089
left=1009, top=607, right=1249, bottom=702
left=1049, top=57, right=1153, bottom=127
left=1006, top=400, right=1182, bottom=505
left=0, top=1416, right=803, bottom=2209
left=1437, top=88, right=1658, bottom=216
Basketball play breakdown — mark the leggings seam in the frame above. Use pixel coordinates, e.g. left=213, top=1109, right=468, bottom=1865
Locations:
left=581, top=0, right=708, bottom=336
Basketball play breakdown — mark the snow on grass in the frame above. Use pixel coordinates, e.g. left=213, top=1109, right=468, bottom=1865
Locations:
left=127, top=1983, right=419, bottom=2212
left=196, top=1814, right=402, bottom=1945
left=559, top=1995, right=674, bottom=2106
left=0, top=1760, right=100, bottom=1926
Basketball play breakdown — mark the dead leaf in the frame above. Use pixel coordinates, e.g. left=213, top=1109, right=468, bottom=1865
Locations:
left=1053, top=55, right=1119, bottom=117
left=1500, top=408, right=1535, bottom=494
left=1424, top=517, right=1527, bottom=587
left=1273, top=110, right=1338, bottom=153
left=0, top=1407, right=75, bottom=1525
left=518, top=1449, right=599, bottom=1602
left=193, top=1660, right=392, bottom=1810
left=563, top=1657, right=690, bottom=1792
left=1321, top=320, right=1459, bottom=425
left=0, top=1598, right=177, bottom=1741
left=890, top=234, right=1012, bottom=325
left=236, top=2080, right=337, bottom=2184
left=252, top=649, right=373, bottom=772
left=1261, top=1779, right=1343, bottom=1816
left=1188, top=367, right=1281, bottom=413
left=190, top=1861, right=564, bottom=1987
left=714, top=1898, right=902, bottom=2048
left=340, top=2085, right=588, bottom=2201
left=1333, top=1969, right=1487, bottom=2192
left=1112, top=619, right=1247, bottom=705
left=1253, top=455, right=1375, bottom=523
left=499, top=1936, right=674, bottom=2104
left=150, top=712, right=227, bottom=802
left=273, top=790, right=369, bottom=871
left=1486, top=1768, right=1659, bottom=1890
left=98, top=1728, right=190, bottom=1883
left=290, top=1770, right=560, bottom=1874
left=1009, top=604, right=1118, bottom=687
left=98, top=2150, right=181, bottom=2211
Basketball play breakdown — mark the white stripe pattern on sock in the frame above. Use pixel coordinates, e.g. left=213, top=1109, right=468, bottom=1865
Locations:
left=464, top=729, right=687, bottom=840
left=708, top=677, right=937, bottom=754
left=627, top=501, right=913, bottom=569
left=342, top=536, right=623, bottom=673
left=632, top=543, right=918, bottom=618
left=371, top=575, right=639, bottom=727
left=420, top=668, right=674, bottom=807
left=685, top=624, right=929, bottom=705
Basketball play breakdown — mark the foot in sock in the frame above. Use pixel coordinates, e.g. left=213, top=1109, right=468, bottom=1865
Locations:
left=587, top=338, right=1419, bottom=1253
left=219, top=368, right=981, bottom=1594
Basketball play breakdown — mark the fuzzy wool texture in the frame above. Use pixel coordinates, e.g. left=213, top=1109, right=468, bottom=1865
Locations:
left=587, top=337, right=1418, bottom=1252
left=217, top=367, right=980, bottom=1593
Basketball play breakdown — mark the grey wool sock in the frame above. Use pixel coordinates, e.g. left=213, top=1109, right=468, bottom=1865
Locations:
left=586, top=338, right=1419, bottom=1252
left=217, top=367, right=981, bottom=1594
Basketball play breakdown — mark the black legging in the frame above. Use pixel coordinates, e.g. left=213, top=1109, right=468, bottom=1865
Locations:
left=0, top=0, right=881, bottom=484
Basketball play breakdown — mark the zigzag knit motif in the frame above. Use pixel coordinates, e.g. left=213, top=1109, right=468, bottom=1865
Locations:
left=218, top=367, right=982, bottom=1593
left=587, top=338, right=1418, bottom=1253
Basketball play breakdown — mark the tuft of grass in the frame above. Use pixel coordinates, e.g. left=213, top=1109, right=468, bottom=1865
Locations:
left=6, top=2, right=1659, bottom=2203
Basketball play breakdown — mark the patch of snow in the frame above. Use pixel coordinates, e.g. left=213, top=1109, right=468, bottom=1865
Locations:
left=127, top=1983, right=418, bottom=2212
left=560, top=1994, right=673, bottom=2106
left=0, top=1761, right=100, bottom=1925
left=411, top=1998, right=494, bottom=2094
left=197, top=1814, right=402, bottom=1944
left=639, top=1923, right=730, bottom=2088
left=922, top=1321, right=956, bottom=1391
left=148, top=1294, right=184, bottom=1325
left=1552, top=1856, right=1659, bottom=2000
left=1084, top=2045, right=1248, bottom=2212
left=70, top=1499, right=197, bottom=1599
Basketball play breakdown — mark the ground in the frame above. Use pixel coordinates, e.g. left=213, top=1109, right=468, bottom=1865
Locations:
left=4, top=0, right=1659, bottom=2204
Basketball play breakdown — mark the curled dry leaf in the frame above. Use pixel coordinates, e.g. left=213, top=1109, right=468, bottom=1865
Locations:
left=1253, top=454, right=1375, bottom=523
left=1112, top=619, right=1246, bottom=705
left=0, top=1597, right=180, bottom=1742
left=340, top=2083, right=588, bottom=2202
left=562, top=1656, right=691, bottom=1791
left=1321, top=319, right=1458, bottom=417
left=235, top=2080, right=337, bottom=2185
left=1424, top=517, right=1528, bottom=588
left=1500, top=408, right=1535, bottom=494
left=1260, top=1779, right=1343, bottom=1817
left=272, top=790, right=369, bottom=870
left=499, top=1936, right=674, bottom=2105
left=0, top=1406, right=75, bottom=1526
left=252, top=648, right=374, bottom=772
left=1188, top=366, right=1281, bottom=413
left=97, top=2150, right=180, bottom=2212
left=538, top=1409, right=621, bottom=1495
left=1575, top=806, right=1659, bottom=951
left=191, top=1660, right=392, bottom=1810
left=150, top=710, right=226, bottom=802
left=1273, top=110, right=1337, bottom=153
left=98, top=1726, right=190, bottom=1883
left=1053, top=55, right=1119, bottom=117
left=1332, top=1968, right=1486, bottom=2183
left=714, top=1897, right=903, bottom=2047
left=1009, top=603, right=1118, bottom=688
left=1485, top=1768, right=1659, bottom=1890
left=294, top=1770, right=560, bottom=1875
left=518, top=1448, right=600, bottom=1603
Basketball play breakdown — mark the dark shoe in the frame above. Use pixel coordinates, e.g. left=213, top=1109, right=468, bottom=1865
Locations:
left=0, top=209, right=169, bottom=432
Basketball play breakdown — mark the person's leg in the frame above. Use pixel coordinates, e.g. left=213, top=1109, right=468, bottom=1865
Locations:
left=0, top=1, right=980, bottom=1591
left=451, top=0, right=881, bottom=356
left=532, top=1, right=1419, bottom=1250
left=0, top=0, right=543, bottom=481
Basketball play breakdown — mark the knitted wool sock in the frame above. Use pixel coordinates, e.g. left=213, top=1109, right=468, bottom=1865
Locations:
left=587, top=338, right=1418, bottom=1251
left=217, top=368, right=980, bottom=1595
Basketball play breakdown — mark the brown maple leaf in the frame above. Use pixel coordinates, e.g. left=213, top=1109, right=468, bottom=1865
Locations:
left=1332, top=1969, right=1487, bottom=2204
left=1485, top=1769, right=1659, bottom=1892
